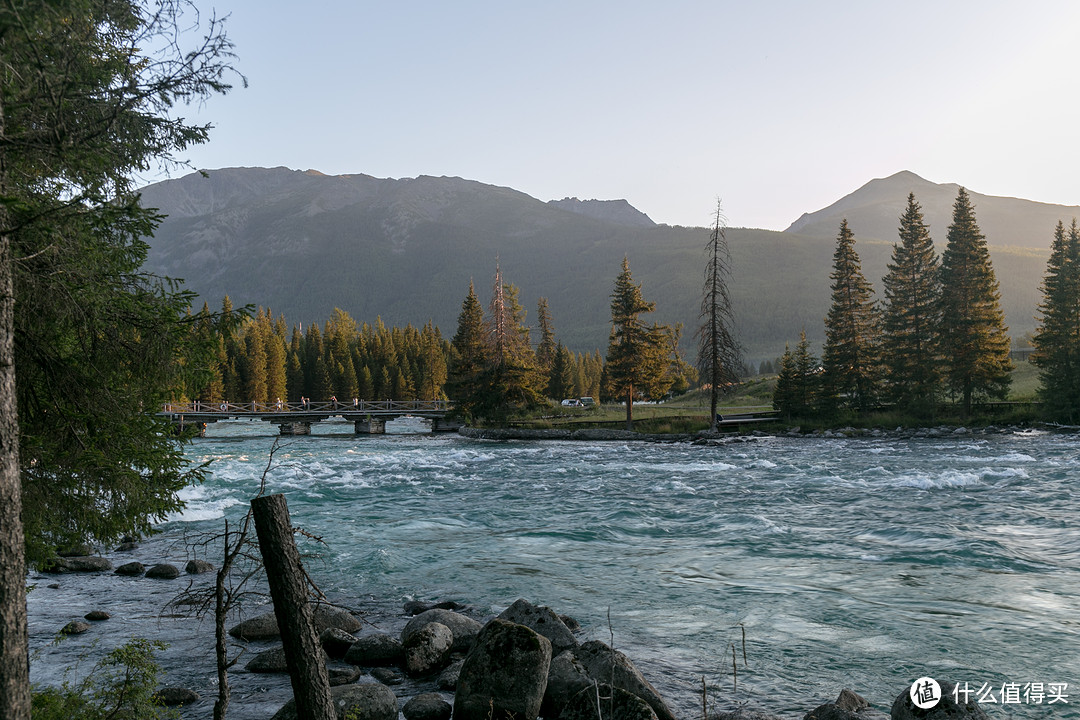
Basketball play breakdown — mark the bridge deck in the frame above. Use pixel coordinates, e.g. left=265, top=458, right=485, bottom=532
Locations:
left=159, top=399, right=450, bottom=423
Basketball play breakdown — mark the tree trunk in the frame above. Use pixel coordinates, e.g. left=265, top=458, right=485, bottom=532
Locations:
left=625, top=382, right=633, bottom=431
left=251, top=494, right=333, bottom=720
left=0, top=222, right=30, bottom=719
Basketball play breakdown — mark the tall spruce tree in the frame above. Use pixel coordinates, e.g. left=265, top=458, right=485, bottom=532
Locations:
left=606, top=257, right=674, bottom=429
left=446, top=281, right=489, bottom=419
left=939, top=188, right=1012, bottom=415
left=821, top=219, right=881, bottom=411
left=772, top=330, right=819, bottom=418
left=696, top=201, right=742, bottom=429
left=535, top=297, right=558, bottom=378
left=481, top=266, right=544, bottom=419
left=1032, top=220, right=1080, bottom=421
left=0, top=1, right=238, bottom=714
left=881, top=193, right=942, bottom=415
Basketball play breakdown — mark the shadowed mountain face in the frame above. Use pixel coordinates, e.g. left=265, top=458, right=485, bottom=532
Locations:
left=140, top=168, right=1058, bottom=360
left=786, top=170, right=1080, bottom=249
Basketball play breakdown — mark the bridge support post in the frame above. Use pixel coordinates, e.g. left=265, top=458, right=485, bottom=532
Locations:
left=430, top=417, right=462, bottom=433
left=354, top=418, right=386, bottom=434
left=278, top=422, right=312, bottom=436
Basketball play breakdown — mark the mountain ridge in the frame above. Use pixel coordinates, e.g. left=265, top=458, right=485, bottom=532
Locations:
left=139, top=167, right=1065, bottom=359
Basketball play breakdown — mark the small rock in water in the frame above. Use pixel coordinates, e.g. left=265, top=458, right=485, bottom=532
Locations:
left=145, top=563, right=180, bottom=579
left=114, top=561, right=145, bottom=576
left=61, top=621, right=91, bottom=635
left=371, top=667, right=403, bottom=685
left=328, top=665, right=362, bottom=686
left=344, top=633, right=404, bottom=666
left=84, top=610, right=110, bottom=621
left=114, top=541, right=139, bottom=552
left=154, top=687, right=200, bottom=707
left=185, top=559, right=214, bottom=574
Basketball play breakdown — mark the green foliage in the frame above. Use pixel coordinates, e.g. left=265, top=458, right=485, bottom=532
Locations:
left=821, top=219, right=881, bottom=411
left=881, top=193, right=942, bottom=416
left=606, top=257, right=679, bottom=428
left=3, top=0, right=241, bottom=564
left=939, top=188, right=1012, bottom=415
left=31, top=638, right=177, bottom=720
left=772, top=331, right=820, bottom=418
left=1032, top=220, right=1080, bottom=421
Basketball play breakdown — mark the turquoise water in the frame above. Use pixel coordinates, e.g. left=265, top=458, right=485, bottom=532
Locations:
left=28, top=421, right=1080, bottom=719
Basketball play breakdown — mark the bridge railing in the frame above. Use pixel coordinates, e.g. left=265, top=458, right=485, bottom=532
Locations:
left=161, top=399, right=450, bottom=414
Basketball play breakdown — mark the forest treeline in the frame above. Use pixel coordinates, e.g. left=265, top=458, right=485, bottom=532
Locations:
left=773, top=188, right=1080, bottom=423
left=181, top=298, right=607, bottom=406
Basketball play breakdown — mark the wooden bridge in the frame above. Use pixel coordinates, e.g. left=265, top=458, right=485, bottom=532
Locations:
left=158, top=399, right=459, bottom=436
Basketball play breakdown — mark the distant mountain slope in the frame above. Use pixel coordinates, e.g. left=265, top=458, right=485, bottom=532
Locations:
left=140, top=168, right=1052, bottom=361
left=786, top=170, right=1080, bottom=249
left=547, top=197, right=655, bottom=227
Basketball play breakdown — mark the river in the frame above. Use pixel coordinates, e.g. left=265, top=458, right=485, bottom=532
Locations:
left=27, top=420, right=1080, bottom=719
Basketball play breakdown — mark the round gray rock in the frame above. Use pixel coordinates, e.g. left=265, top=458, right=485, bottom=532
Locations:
left=498, top=598, right=578, bottom=655
left=576, top=640, right=677, bottom=720
left=542, top=649, right=593, bottom=718
left=561, top=683, right=658, bottom=720
left=320, top=626, right=359, bottom=659
left=114, top=561, right=145, bottom=576
left=61, top=621, right=91, bottom=635
left=404, top=621, right=454, bottom=677
left=145, top=563, right=180, bottom=579
left=891, top=681, right=989, bottom=720
left=402, top=693, right=453, bottom=720
left=344, top=633, right=404, bottom=666
left=154, top=687, right=200, bottom=707
left=185, top=559, right=214, bottom=574
left=270, top=681, right=397, bottom=720
left=453, top=618, right=553, bottom=720
left=65, top=556, right=113, bottom=572
left=402, top=608, right=481, bottom=653
left=84, top=610, right=110, bottom=621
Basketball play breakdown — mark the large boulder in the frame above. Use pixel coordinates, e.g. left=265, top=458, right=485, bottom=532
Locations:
left=270, top=681, right=397, bottom=720
left=805, top=689, right=877, bottom=720
left=320, top=627, right=359, bottom=659
left=402, top=693, right=453, bottom=720
left=344, top=633, right=404, bottom=666
left=404, top=621, right=454, bottom=677
left=542, top=650, right=594, bottom=718
left=402, top=608, right=482, bottom=653
left=185, top=559, right=215, bottom=574
left=575, top=641, right=677, bottom=720
left=498, top=598, right=578, bottom=655
left=560, top=683, right=659, bottom=720
left=153, top=687, right=200, bottom=707
left=453, top=619, right=553, bottom=720
left=891, top=680, right=989, bottom=720
left=229, top=603, right=362, bottom=641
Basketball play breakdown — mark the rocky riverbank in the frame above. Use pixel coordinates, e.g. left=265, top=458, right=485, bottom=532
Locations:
left=32, top=549, right=994, bottom=720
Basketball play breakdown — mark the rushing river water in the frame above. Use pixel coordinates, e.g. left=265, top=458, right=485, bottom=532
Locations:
left=27, top=420, right=1080, bottom=719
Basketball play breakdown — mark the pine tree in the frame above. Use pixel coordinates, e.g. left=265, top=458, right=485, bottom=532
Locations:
left=1032, top=220, right=1080, bottom=421
left=772, top=331, right=820, bottom=418
left=939, top=188, right=1012, bottom=415
left=881, top=193, right=942, bottom=415
left=535, top=297, right=557, bottom=376
left=446, top=281, right=489, bottom=419
left=606, top=257, right=674, bottom=429
left=481, top=267, right=545, bottom=418
left=821, top=219, right=881, bottom=412
left=547, top=342, right=574, bottom=401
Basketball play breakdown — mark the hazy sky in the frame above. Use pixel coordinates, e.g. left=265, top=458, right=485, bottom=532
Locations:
left=172, top=0, right=1080, bottom=230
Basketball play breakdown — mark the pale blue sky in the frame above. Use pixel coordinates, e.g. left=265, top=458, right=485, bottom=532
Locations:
left=172, top=0, right=1080, bottom=230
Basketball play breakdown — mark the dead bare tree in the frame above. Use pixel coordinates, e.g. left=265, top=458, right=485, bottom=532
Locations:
left=696, top=200, right=743, bottom=431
